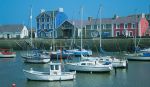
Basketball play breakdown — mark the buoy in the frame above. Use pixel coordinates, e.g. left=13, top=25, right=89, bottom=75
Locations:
left=12, top=83, right=16, bottom=87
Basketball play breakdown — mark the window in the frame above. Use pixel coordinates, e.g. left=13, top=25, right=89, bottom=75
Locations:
left=124, top=24, right=128, bottom=29
left=106, top=24, right=112, bottom=29
left=86, top=25, right=91, bottom=30
left=37, top=18, right=39, bottom=22
left=100, top=25, right=103, bottom=29
left=37, top=23, right=40, bottom=29
left=41, top=24, right=44, bottom=29
left=47, top=24, right=49, bottom=29
left=129, top=31, right=133, bottom=37
left=94, top=25, right=97, bottom=29
left=116, top=24, right=120, bottom=29
left=116, top=31, right=120, bottom=36
left=81, top=63, right=86, bottom=65
left=47, top=18, right=49, bottom=22
left=41, top=18, right=44, bottom=22
left=50, top=65, right=54, bottom=70
left=132, top=23, right=136, bottom=29
left=55, top=65, right=59, bottom=70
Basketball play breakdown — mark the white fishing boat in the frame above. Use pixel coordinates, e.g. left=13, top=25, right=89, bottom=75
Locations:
left=66, top=59, right=113, bottom=73
left=23, top=62, right=76, bottom=81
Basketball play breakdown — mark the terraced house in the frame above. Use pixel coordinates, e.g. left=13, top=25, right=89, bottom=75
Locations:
left=36, top=8, right=150, bottom=39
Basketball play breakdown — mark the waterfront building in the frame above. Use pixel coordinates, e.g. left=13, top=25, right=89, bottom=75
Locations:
left=0, top=24, right=28, bottom=39
left=114, top=13, right=149, bottom=37
left=82, top=13, right=149, bottom=38
left=36, top=8, right=68, bottom=38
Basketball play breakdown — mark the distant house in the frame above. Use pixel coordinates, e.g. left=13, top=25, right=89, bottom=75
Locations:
left=0, top=24, right=28, bottom=39
left=36, top=8, right=68, bottom=38
left=114, top=13, right=149, bottom=37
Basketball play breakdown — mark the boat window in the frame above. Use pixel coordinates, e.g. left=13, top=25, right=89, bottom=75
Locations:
left=81, top=63, right=86, bottom=65
left=55, top=65, right=59, bottom=70
left=87, top=63, right=93, bottom=65
left=50, top=65, right=54, bottom=70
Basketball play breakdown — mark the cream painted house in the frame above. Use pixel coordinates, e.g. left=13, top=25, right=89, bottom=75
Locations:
left=0, top=24, right=28, bottom=39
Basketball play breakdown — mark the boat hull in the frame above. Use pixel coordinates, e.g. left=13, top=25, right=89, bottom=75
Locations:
left=0, top=53, right=16, bottom=58
left=23, top=57, right=50, bottom=64
left=23, top=70, right=76, bottom=81
left=66, top=64, right=112, bottom=72
left=112, top=60, right=127, bottom=68
left=126, top=54, right=150, bottom=61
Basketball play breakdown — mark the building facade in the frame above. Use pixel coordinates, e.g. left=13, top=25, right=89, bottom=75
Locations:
left=0, top=24, right=28, bottom=39
left=114, top=14, right=149, bottom=37
left=36, top=8, right=68, bottom=38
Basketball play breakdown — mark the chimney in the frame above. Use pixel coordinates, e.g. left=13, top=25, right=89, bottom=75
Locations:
left=88, top=17, right=93, bottom=22
left=40, top=9, right=45, bottom=13
left=142, top=13, right=145, bottom=18
left=113, top=14, right=119, bottom=19
left=58, top=8, right=64, bottom=12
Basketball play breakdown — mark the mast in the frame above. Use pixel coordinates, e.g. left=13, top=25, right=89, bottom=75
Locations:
left=30, top=6, right=33, bottom=48
left=72, top=21, right=76, bottom=48
left=134, top=9, right=137, bottom=53
left=99, top=5, right=102, bottom=49
left=80, top=6, right=83, bottom=52
left=52, top=11, right=55, bottom=51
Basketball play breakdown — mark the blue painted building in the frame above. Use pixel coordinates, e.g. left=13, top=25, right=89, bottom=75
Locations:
left=36, top=8, right=68, bottom=38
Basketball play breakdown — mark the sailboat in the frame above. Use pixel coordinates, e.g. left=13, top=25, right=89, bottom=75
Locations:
left=66, top=6, right=113, bottom=73
left=23, top=48, right=76, bottom=81
left=65, top=17, right=92, bottom=57
left=22, top=7, right=50, bottom=63
left=125, top=14, right=150, bottom=61
left=73, top=5, right=127, bottom=68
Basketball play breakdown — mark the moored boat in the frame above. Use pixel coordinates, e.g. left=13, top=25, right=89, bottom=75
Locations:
left=0, top=48, right=16, bottom=58
left=126, top=52, right=150, bottom=61
left=22, top=49, right=50, bottom=63
left=23, top=62, right=76, bottom=81
left=66, top=59, right=113, bottom=73
left=50, top=49, right=74, bottom=60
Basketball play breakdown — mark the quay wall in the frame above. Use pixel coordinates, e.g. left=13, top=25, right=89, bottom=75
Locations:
left=0, top=38, right=150, bottom=52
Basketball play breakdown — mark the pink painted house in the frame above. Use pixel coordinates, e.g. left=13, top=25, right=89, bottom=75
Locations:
left=113, top=14, right=149, bottom=37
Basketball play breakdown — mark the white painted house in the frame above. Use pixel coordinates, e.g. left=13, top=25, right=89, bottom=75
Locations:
left=0, top=24, right=28, bottom=39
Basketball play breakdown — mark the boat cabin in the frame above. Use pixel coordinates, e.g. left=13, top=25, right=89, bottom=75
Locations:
left=49, top=63, right=62, bottom=75
left=80, top=61, right=96, bottom=66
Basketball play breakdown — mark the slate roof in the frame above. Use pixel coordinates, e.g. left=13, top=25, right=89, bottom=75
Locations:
left=67, top=16, right=142, bottom=28
left=36, top=11, right=58, bottom=18
left=0, top=24, right=24, bottom=33
left=113, top=16, right=141, bottom=23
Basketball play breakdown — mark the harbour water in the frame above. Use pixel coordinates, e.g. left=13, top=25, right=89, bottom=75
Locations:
left=0, top=51, right=150, bottom=87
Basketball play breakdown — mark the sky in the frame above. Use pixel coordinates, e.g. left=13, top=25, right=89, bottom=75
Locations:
left=0, top=0, right=150, bottom=27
